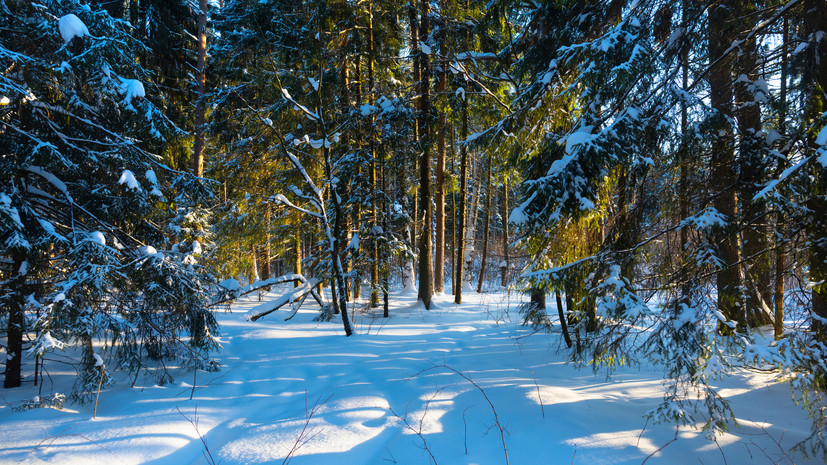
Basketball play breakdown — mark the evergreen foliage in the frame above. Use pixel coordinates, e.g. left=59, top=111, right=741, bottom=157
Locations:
left=1, top=0, right=218, bottom=400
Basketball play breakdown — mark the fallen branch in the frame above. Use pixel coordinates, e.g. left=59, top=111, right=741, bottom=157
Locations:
left=248, top=277, right=322, bottom=322
left=211, top=274, right=324, bottom=309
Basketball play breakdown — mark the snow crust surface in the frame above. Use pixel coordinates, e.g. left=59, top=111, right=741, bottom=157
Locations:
left=0, top=290, right=810, bottom=464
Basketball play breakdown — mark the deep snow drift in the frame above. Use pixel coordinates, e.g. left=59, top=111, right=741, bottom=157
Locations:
left=0, top=289, right=810, bottom=464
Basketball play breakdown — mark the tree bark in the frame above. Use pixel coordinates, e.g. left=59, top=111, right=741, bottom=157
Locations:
left=434, top=6, right=447, bottom=294
left=501, top=175, right=509, bottom=286
left=734, top=0, right=771, bottom=327
left=326, top=146, right=353, bottom=335
left=678, top=0, right=690, bottom=303
left=709, top=1, right=743, bottom=332
left=293, top=214, right=302, bottom=288
left=408, top=3, right=420, bottom=254
left=555, top=289, right=572, bottom=348
left=416, top=0, right=434, bottom=309
left=477, top=154, right=492, bottom=293
left=803, top=0, right=827, bottom=343
left=455, top=92, right=469, bottom=304
left=4, top=254, right=25, bottom=388
left=774, top=14, right=789, bottom=340
left=368, top=9, right=380, bottom=307
left=192, top=0, right=207, bottom=177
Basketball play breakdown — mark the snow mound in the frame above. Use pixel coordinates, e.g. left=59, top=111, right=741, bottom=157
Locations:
left=120, top=79, right=145, bottom=104
left=88, top=231, right=106, bottom=245
left=58, top=14, right=89, bottom=43
left=118, top=170, right=141, bottom=190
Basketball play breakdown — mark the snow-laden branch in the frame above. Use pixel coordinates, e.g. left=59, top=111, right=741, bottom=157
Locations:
left=272, top=194, right=322, bottom=219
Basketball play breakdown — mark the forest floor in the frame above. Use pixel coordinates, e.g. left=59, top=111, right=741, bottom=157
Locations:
left=0, top=287, right=812, bottom=464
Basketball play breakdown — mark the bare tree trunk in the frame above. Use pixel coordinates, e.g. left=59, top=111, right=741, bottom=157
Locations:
left=501, top=175, right=509, bottom=286
left=434, top=16, right=447, bottom=294
left=416, top=0, right=434, bottom=309
left=455, top=92, right=469, bottom=304
left=477, top=154, right=492, bottom=293
left=294, top=214, right=302, bottom=288
left=463, top=156, right=481, bottom=290
left=4, top=254, right=25, bottom=388
left=774, top=14, right=789, bottom=340
left=408, top=4, right=420, bottom=254
left=555, top=289, right=572, bottom=348
left=368, top=7, right=380, bottom=307
left=678, top=0, right=690, bottom=303
left=735, top=0, right=771, bottom=327
left=709, top=1, right=743, bottom=332
left=803, top=0, right=827, bottom=343
left=192, top=0, right=207, bottom=176
left=451, top=125, right=457, bottom=293
left=325, top=144, right=353, bottom=335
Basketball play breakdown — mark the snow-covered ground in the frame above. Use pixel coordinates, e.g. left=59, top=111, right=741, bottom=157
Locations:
left=0, top=289, right=810, bottom=464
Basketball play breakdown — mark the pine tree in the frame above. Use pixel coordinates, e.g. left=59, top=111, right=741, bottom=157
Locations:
left=1, top=0, right=218, bottom=398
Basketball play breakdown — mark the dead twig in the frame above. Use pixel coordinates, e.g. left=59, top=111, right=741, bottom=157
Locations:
left=177, top=405, right=219, bottom=465
left=412, top=364, right=509, bottom=465
left=531, top=371, right=545, bottom=419
left=641, top=425, right=679, bottom=465
left=388, top=389, right=444, bottom=465
left=282, top=393, right=332, bottom=465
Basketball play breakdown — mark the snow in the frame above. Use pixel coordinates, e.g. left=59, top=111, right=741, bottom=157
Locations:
left=218, top=278, right=241, bottom=291
left=117, top=170, right=141, bottom=190
left=682, top=207, right=727, bottom=230
left=26, top=166, right=72, bottom=202
left=146, top=170, right=164, bottom=197
left=0, top=96, right=9, bottom=105
left=119, top=79, right=145, bottom=105
left=58, top=14, right=88, bottom=43
left=138, top=245, right=158, bottom=256
left=28, top=331, right=65, bottom=356
left=0, top=290, right=812, bottom=464
left=359, top=104, right=378, bottom=116
left=145, top=170, right=158, bottom=185
left=88, top=231, right=106, bottom=245
left=562, top=126, right=597, bottom=155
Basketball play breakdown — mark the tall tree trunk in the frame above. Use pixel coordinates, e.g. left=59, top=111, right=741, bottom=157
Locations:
left=4, top=254, right=25, bottom=388
left=326, top=146, right=353, bottom=335
left=709, top=1, right=743, bottom=332
left=262, top=208, right=272, bottom=281
left=416, top=0, right=434, bottom=309
left=678, top=0, right=690, bottom=303
left=735, top=0, right=771, bottom=327
left=451, top=124, right=457, bottom=293
left=501, top=175, right=509, bottom=286
left=294, top=215, right=302, bottom=288
left=803, top=0, right=827, bottom=344
left=409, top=4, right=420, bottom=254
left=463, top=156, right=481, bottom=289
left=555, top=289, right=572, bottom=348
left=192, top=0, right=207, bottom=176
left=368, top=6, right=380, bottom=307
left=434, top=5, right=447, bottom=294
left=477, top=154, right=492, bottom=293
left=774, top=14, right=789, bottom=340
left=455, top=92, right=469, bottom=303
left=340, top=54, right=352, bottom=302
